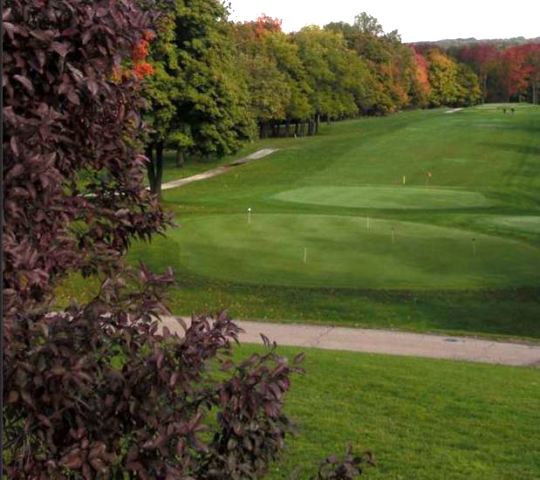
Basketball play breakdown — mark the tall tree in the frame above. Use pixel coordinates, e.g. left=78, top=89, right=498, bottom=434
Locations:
left=452, top=44, right=499, bottom=101
left=425, top=48, right=480, bottom=107
left=234, top=16, right=316, bottom=137
left=144, top=0, right=254, bottom=197
left=325, top=13, right=416, bottom=114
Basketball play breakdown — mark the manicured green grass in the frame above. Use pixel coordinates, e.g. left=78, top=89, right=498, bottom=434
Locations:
left=232, top=344, right=540, bottom=480
left=137, top=213, right=540, bottom=290
left=482, top=215, right=540, bottom=234
left=58, top=105, right=540, bottom=339
left=122, top=104, right=540, bottom=339
left=273, top=186, right=493, bottom=210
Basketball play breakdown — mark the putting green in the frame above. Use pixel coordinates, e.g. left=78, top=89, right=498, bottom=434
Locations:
left=154, top=214, right=540, bottom=290
left=272, top=186, right=492, bottom=210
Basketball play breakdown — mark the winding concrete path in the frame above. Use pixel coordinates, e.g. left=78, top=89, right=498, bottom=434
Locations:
left=159, top=317, right=540, bottom=367
left=445, top=107, right=464, bottom=114
left=161, top=148, right=278, bottom=191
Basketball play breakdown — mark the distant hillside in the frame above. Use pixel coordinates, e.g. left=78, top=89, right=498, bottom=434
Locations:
left=412, top=37, right=540, bottom=49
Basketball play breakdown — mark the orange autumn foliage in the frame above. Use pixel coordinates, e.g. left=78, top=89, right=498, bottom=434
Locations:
left=133, top=61, right=155, bottom=79
left=414, top=51, right=431, bottom=96
left=111, top=32, right=156, bottom=82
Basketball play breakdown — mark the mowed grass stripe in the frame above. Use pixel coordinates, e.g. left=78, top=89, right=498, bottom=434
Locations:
left=131, top=213, right=540, bottom=289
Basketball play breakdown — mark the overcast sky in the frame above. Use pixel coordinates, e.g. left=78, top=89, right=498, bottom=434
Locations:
left=228, top=0, right=540, bottom=43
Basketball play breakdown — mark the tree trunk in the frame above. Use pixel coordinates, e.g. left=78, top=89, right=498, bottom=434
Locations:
left=175, top=149, right=185, bottom=168
left=146, top=142, right=164, bottom=198
left=285, top=120, right=291, bottom=137
left=307, top=119, right=313, bottom=136
left=154, top=141, right=164, bottom=199
left=146, top=144, right=156, bottom=193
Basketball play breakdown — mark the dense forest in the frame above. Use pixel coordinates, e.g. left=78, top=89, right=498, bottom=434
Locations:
left=415, top=36, right=540, bottom=50
left=446, top=43, right=540, bottom=103
left=142, top=0, right=540, bottom=194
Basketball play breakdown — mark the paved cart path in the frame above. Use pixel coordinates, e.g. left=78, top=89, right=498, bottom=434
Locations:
left=160, top=317, right=540, bottom=367
left=161, top=148, right=278, bottom=191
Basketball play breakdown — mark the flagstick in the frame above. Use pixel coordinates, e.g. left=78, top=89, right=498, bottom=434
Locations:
left=247, top=207, right=252, bottom=225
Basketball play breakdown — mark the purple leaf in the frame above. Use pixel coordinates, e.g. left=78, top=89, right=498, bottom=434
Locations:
left=13, top=74, right=34, bottom=93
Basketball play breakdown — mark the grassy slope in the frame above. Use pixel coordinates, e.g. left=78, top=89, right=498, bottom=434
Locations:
left=146, top=214, right=540, bottom=289
left=58, top=105, right=540, bottom=339
left=232, top=345, right=540, bottom=480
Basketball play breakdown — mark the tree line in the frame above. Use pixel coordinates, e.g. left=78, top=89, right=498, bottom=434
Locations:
left=145, top=1, right=539, bottom=195
left=445, top=43, right=540, bottom=103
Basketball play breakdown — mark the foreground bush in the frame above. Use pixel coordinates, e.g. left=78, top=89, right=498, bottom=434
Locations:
left=2, top=0, right=372, bottom=477
left=4, top=270, right=299, bottom=478
left=4, top=269, right=373, bottom=479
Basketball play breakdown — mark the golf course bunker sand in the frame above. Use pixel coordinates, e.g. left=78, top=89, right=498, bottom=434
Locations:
left=168, top=214, right=540, bottom=290
left=273, top=186, right=492, bottom=210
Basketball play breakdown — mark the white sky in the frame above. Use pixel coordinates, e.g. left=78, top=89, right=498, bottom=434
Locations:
left=228, top=0, right=540, bottom=43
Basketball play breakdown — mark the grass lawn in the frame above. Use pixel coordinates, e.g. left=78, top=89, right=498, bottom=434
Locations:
left=232, top=344, right=540, bottom=480
left=58, top=104, right=540, bottom=340
left=137, top=214, right=540, bottom=290
left=131, top=104, right=540, bottom=340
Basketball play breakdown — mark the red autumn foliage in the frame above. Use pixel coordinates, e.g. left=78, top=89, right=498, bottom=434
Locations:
left=254, top=14, right=283, bottom=38
left=132, top=39, right=151, bottom=62
left=453, top=42, right=540, bottom=101
left=502, top=44, right=540, bottom=98
left=456, top=44, right=499, bottom=73
left=413, top=50, right=431, bottom=97
left=133, top=61, right=155, bottom=80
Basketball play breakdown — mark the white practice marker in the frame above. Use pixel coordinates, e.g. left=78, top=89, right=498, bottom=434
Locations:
left=402, top=175, right=407, bottom=185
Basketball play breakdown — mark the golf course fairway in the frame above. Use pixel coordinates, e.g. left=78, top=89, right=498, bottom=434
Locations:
left=158, top=213, right=540, bottom=289
left=124, top=104, right=540, bottom=339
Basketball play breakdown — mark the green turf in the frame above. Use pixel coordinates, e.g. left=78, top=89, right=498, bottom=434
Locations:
left=143, top=213, right=540, bottom=290
left=482, top=215, right=540, bottom=234
left=273, top=186, right=492, bottom=210
left=124, top=104, right=540, bottom=338
left=232, top=344, right=540, bottom=480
